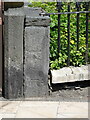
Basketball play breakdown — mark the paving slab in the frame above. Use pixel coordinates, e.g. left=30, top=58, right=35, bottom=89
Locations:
left=0, top=100, right=88, bottom=118
left=16, top=101, right=59, bottom=118
left=0, top=114, right=3, bottom=120
left=16, top=106, right=58, bottom=118
left=57, top=102, right=88, bottom=118
left=1, top=114, right=16, bottom=118
left=0, top=101, right=21, bottom=114
left=57, top=113, right=88, bottom=118
left=20, top=101, right=59, bottom=107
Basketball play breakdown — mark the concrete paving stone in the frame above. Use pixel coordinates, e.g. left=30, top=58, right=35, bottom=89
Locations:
left=58, top=102, right=88, bottom=117
left=0, top=100, right=88, bottom=118
left=57, top=114, right=67, bottom=118
left=88, top=106, right=90, bottom=119
left=0, top=101, right=21, bottom=114
left=20, top=101, right=59, bottom=107
left=2, top=113, right=16, bottom=118
left=57, top=113, right=88, bottom=118
left=0, top=101, right=11, bottom=113
left=0, top=114, right=3, bottom=120
left=0, top=101, right=8, bottom=108
left=16, top=105, right=58, bottom=118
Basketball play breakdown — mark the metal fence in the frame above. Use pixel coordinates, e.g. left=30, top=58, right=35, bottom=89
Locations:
left=40, top=2, right=90, bottom=68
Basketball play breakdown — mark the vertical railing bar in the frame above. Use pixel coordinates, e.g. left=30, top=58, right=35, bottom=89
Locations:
left=76, top=2, right=80, bottom=51
left=57, top=1, right=61, bottom=59
left=67, top=4, right=70, bottom=66
left=85, top=2, right=89, bottom=64
left=58, top=9, right=60, bottom=59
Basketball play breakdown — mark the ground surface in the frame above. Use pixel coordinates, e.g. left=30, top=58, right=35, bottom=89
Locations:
left=50, top=86, right=89, bottom=102
left=0, top=81, right=89, bottom=118
left=0, top=101, right=88, bottom=118
left=0, top=81, right=90, bottom=101
left=49, top=80, right=89, bottom=102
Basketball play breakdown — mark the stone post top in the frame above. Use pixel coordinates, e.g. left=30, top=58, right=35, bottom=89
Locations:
left=4, top=7, right=25, bottom=16
left=4, top=2, right=24, bottom=10
left=4, top=3, right=50, bottom=26
left=24, top=7, right=45, bottom=17
left=24, top=7, right=50, bottom=27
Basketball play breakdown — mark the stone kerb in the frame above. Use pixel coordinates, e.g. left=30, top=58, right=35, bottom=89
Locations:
left=51, top=65, right=90, bottom=84
left=24, top=7, right=50, bottom=97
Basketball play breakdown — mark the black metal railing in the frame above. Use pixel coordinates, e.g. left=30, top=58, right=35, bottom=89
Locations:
left=40, top=2, right=90, bottom=67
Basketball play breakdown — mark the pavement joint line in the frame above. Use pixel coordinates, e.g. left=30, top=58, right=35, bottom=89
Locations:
left=2, top=101, right=19, bottom=115
left=56, top=100, right=61, bottom=115
left=56, top=101, right=60, bottom=116
left=14, top=100, right=22, bottom=118
left=1, top=101, right=20, bottom=117
left=2, top=113, right=16, bottom=118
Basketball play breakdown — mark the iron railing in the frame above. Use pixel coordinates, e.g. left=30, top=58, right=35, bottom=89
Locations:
left=40, top=2, right=90, bottom=67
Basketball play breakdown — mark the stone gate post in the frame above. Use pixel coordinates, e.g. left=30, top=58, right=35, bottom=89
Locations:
left=24, top=7, right=50, bottom=97
left=3, top=7, right=25, bottom=99
left=3, top=3, right=50, bottom=99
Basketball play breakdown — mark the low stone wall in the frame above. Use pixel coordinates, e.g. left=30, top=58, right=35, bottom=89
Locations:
left=3, top=2, right=89, bottom=99
left=51, top=65, right=90, bottom=83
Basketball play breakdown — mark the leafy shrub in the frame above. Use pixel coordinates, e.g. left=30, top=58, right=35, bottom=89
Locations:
left=29, top=2, right=90, bottom=69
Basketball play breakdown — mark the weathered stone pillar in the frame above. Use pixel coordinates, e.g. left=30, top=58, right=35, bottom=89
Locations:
left=3, top=8, right=25, bottom=99
left=0, top=1, right=2, bottom=91
left=24, top=7, right=50, bottom=97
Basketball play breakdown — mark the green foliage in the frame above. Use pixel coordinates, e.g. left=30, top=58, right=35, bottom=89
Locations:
left=29, top=2, right=90, bottom=69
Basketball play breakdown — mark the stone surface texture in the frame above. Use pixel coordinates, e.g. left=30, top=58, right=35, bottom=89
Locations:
left=4, top=8, right=25, bottom=98
left=3, top=6, right=50, bottom=98
left=0, top=100, right=88, bottom=118
left=51, top=65, right=90, bottom=83
left=24, top=7, right=50, bottom=97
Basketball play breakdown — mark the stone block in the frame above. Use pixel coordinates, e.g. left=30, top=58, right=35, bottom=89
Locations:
left=25, top=16, right=50, bottom=27
left=24, top=7, right=44, bottom=17
left=88, top=64, right=90, bottom=79
left=24, top=80, right=48, bottom=97
left=25, top=27, right=45, bottom=52
left=70, top=67, right=81, bottom=81
left=3, top=8, right=25, bottom=99
left=70, top=66, right=89, bottom=81
left=51, top=70, right=67, bottom=83
left=24, top=7, right=50, bottom=27
left=52, top=65, right=90, bottom=84
left=24, top=25, right=50, bottom=97
left=51, top=67, right=73, bottom=83
left=25, top=52, right=43, bottom=69
left=78, top=66, right=88, bottom=80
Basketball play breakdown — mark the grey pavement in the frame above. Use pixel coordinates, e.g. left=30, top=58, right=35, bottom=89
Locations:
left=0, top=99, right=88, bottom=118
